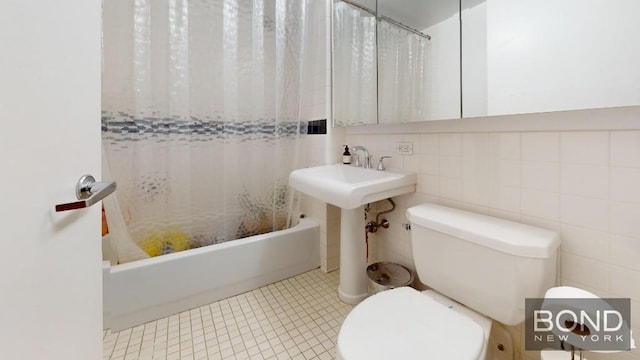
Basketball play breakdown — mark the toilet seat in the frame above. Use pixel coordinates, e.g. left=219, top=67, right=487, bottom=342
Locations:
left=337, top=287, right=485, bottom=360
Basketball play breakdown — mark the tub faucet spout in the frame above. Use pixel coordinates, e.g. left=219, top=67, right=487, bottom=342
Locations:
left=352, top=146, right=372, bottom=169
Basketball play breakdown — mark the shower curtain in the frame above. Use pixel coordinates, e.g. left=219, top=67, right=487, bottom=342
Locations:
left=102, top=0, right=312, bottom=263
left=377, top=20, right=430, bottom=123
left=332, top=1, right=377, bottom=126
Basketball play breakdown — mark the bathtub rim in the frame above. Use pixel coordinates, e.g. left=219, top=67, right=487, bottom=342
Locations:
left=105, top=217, right=315, bottom=270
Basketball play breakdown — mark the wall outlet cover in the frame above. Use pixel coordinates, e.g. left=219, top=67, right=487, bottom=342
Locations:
left=396, top=142, right=414, bottom=155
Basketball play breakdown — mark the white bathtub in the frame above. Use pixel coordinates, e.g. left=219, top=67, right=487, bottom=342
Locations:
left=102, top=218, right=320, bottom=331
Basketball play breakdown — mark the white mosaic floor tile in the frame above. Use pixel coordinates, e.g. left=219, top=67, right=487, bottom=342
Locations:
left=104, top=269, right=351, bottom=360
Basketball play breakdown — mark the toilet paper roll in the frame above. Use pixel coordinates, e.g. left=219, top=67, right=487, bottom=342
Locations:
left=540, top=286, right=635, bottom=352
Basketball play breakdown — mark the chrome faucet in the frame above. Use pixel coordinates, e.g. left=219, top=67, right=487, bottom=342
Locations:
left=351, top=146, right=372, bottom=169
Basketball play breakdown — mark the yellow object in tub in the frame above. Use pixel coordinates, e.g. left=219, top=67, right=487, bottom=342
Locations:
left=140, top=230, right=190, bottom=257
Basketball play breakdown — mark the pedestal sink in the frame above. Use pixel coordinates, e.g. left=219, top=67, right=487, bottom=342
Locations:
left=289, top=164, right=417, bottom=304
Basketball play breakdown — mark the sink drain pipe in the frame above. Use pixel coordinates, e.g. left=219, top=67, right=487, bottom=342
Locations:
left=365, top=198, right=395, bottom=233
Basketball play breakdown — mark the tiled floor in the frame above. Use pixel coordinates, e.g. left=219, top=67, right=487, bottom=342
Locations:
left=103, top=269, right=353, bottom=360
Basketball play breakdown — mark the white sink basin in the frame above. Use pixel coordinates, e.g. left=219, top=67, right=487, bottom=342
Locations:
left=289, top=164, right=417, bottom=209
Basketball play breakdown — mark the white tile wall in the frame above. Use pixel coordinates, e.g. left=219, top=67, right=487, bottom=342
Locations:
left=439, top=133, right=463, bottom=155
left=561, top=131, right=609, bottom=165
left=612, top=131, right=640, bottom=167
left=490, top=132, right=521, bottom=159
left=521, top=132, right=559, bottom=162
left=439, top=155, right=462, bottom=178
left=611, top=167, right=640, bottom=203
left=611, top=235, right=640, bottom=272
left=559, top=224, right=609, bottom=261
left=521, top=161, right=559, bottom=192
left=561, top=252, right=610, bottom=291
left=560, top=195, right=609, bottom=231
left=611, top=201, right=640, bottom=239
left=561, top=164, right=609, bottom=199
left=521, top=189, right=559, bottom=220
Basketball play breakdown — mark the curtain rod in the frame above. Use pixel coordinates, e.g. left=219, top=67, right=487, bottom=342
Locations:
left=337, top=0, right=432, bottom=40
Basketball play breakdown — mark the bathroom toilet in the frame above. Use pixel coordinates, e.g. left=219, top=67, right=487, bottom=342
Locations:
left=337, top=203, right=560, bottom=360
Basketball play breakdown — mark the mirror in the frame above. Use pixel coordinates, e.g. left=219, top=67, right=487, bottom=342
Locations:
left=332, top=0, right=378, bottom=126
left=462, top=0, right=640, bottom=118
left=377, top=0, right=461, bottom=123
left=332, top=0, right=461, bottom=126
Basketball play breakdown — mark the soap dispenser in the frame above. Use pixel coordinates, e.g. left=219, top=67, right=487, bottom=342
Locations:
left=342, top=145, right=351, bottom=164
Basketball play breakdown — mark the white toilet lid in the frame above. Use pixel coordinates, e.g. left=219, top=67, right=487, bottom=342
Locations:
left=337, top=287, right=485, bottom=360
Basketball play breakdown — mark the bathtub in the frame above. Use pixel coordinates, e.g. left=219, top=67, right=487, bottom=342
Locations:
left=102, top=218, right=320, bottom=331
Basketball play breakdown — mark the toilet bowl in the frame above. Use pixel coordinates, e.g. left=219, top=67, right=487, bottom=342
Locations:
left=337, top=287, right=492, bottom=360
left=337, top=203, right=560, bottom=360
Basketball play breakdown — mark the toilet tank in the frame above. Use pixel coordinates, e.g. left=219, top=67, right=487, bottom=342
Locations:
left=406, top=204, right=560, bottom=326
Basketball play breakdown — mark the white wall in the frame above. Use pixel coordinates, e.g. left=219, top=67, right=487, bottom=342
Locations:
left=423, top=13, right=461, bottom=121
left=461, top=2, right=487, bottom=118
left=464, top=0, right=640, bottom=117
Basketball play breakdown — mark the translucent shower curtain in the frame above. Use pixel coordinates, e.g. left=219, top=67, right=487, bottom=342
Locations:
left=332, top=2, right=377, bottom=126
left=101, top=0, right=312, bottom=263
left=377, top=20, right=430, bottom=123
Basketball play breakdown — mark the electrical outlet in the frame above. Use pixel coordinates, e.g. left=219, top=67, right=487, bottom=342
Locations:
left=396, top=142, right=414, bottom=155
